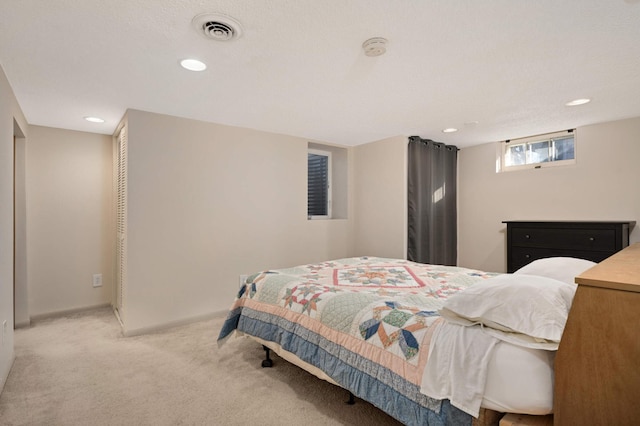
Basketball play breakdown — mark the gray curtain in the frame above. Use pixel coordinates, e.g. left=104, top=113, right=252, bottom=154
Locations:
left=407, top=136, right=458, bottom=265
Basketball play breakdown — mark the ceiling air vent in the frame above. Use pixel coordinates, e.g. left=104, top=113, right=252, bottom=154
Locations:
left=192, top=13, right=243, bottom=41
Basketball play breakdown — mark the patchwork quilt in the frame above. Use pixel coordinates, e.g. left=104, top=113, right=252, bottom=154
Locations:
left=218, top=257, right=497, bottom=426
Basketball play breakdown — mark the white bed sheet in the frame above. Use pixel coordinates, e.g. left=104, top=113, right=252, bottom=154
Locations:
left=421, top=321, right=554, bottom=417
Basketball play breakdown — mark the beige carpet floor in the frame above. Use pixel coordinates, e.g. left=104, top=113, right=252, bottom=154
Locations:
left=0, top=307, right=402, bottom=426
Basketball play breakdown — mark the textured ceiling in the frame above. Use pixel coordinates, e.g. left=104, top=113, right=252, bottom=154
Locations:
left=1, top=0, right=640, bottom=148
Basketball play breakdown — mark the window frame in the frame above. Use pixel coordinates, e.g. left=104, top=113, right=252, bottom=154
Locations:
left=307, top=148, right=332, bottom=220
left=500, top=130, right=576, bottom=172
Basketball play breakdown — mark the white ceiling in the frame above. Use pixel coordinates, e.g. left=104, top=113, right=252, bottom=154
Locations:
left=1, top=0, right=640, bottom=148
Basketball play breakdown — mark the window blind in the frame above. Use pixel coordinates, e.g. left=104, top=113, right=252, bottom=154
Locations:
left=308, top=152, right=329, bottom=217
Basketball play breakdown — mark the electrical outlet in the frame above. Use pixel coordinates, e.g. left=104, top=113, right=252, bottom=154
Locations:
left=239, top=274, right=249, bottom=288
left=92, top=273, right=103, bottom=287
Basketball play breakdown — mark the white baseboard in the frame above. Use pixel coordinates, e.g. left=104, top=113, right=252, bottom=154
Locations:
left=122, top=310, right=229, bottom=337
left=0, top=352, right=16, bottom=396
left=27, top=304, right=228, bottom=338
left=14, top=319, right=30, bottom=329
left=29, top=303, right=112, bottom=323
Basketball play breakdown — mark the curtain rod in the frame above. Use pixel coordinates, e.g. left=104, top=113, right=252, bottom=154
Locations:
left=504, top=129, right=574, bottom=143
left=408, top=136, right=459, bottom=151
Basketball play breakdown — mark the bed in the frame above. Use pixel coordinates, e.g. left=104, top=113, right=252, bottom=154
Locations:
left=217, top=256, right=595, bottom=425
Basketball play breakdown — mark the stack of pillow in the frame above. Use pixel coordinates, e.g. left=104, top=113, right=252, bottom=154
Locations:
left=439, top=257, right=596, bottom=350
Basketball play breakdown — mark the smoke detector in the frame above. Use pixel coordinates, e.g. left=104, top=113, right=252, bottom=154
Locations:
left=192, top=13, right=243, bottom=41
left=362, top=37, right=388, bottom=57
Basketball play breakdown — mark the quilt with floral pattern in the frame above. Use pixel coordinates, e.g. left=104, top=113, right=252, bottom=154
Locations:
left=218, top=257, right=497, bottom=426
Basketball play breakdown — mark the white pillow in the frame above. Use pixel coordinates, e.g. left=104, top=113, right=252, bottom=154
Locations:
left=514, top=257, right=596, bottom=285
left=439, top=274, right=576, bottom=350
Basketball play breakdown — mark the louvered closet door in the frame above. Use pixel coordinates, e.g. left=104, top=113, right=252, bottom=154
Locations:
left=115, top=127, right=128, bottom=320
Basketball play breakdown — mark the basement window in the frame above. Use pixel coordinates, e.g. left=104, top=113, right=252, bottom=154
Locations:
left=500, top=130, right=576, bottom=172
left=308, top=148, right=332, bottom=219
left=307, top=143, right=348, bottom=220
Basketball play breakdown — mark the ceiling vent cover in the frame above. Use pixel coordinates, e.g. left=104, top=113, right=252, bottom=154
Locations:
left=362, top=37, right=388, bottom=57
left=192, top=13, right=243, bottom=41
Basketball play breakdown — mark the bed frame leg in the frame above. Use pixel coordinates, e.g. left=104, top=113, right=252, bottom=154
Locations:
left=261, top=345, right=273, bottom=368
left=346, top=392, right=356, bottom=405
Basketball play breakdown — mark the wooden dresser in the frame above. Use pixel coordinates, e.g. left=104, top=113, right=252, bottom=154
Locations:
left=503, top=221, right=634, bottom=273
left=554, top=243, right=640, bottom=425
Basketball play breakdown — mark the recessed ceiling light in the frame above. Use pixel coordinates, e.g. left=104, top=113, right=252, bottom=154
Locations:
left=180, top=59, right=207, bottom=71
left=565, top=98, right=591, bottom=106
left=84, top=116, right=105, bottom=123
left=442, top=128, right=458, bottom=133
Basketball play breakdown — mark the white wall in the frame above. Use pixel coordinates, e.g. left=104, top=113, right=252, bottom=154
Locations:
left=14, top=134, right=28, bottom=327
left=0, top=64, right=28, bottom=393
left=12, top=101, right=640, bottom=341
left=122, top=110, right=354, bottom=334
left=352, top=135, right=407, bottom=258
left=25, top=126, right=114, bottom=317
left=458, top=117, right=640, bottom=273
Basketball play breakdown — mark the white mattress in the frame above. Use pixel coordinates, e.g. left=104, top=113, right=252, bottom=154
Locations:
left=481, top=340, right=555, bottom=414
left=421, top=320, right=555, bottom=417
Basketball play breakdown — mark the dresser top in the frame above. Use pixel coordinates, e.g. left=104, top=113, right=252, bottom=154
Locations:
left=502, top=220, right=636, bottom=226
left=576, top=243, right=640, bottom=293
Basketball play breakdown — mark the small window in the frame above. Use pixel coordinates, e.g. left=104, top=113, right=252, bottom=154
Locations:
left=308, top=149, right=332, bottom=219
left=501, top=130, right=576, bottom=171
